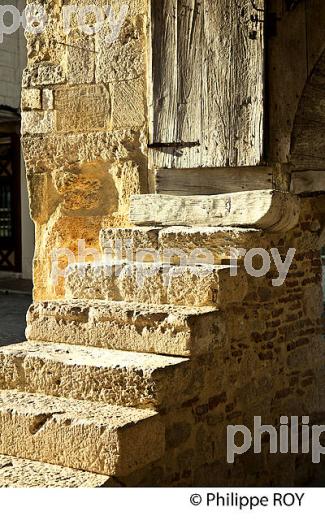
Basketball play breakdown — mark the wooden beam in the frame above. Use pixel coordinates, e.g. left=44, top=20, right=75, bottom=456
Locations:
left=291, top=171, right=325, bottom=194
left=130, top=191, right=300, bottom=232
left=155, top=167, right=274, bottom=195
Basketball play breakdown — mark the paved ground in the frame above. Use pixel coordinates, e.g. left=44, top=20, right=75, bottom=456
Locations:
left=0, top=293, right=32, bottom=346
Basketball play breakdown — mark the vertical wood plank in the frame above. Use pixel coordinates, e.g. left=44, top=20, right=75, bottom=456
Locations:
left=202, top=0, right=264, bottom=167
left=149, top=0, right=178, bottom=144
left=201, top=0, right=231, bottom=167
left=177, top=0, right=202, bottom=144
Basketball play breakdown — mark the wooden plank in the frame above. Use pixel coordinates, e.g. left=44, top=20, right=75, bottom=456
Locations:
left=149, top=0, right=177, bottom=144
left=291, top=171, right=325, bottom=194
left=130, top=191, right=300, bottom=231
left=177, top=0, right=202, bottom=144
left=149, top=0, right=203, bottom=169
left=156, top=167, right=273, bottom=195
left=149, top=0, right=265, bottom=170
left=202, top=0, right=264, bottom=167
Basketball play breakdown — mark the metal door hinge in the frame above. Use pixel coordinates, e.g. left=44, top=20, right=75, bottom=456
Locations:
left=148, top=141, right=200, bottom=149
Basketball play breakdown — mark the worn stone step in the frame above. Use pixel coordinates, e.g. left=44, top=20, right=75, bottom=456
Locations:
left=26, top=300, right=223, bottom=357
left=100, top=225, right=267, bottom=264
left=0, top=454, right=115, bottom=488
left=0, top=390, right=164, bottom=476
left=129, top=190, right=300, bottom=231
left=65, top=261, right=248, bottom=307
left=0, top=342, right=190, bottom=409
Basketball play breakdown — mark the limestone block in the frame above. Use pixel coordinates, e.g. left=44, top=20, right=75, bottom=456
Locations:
left=22, top=111, right=55, bottom=135
left=55, top=85, right=111, bottom=132
left=130, top=191, right=301, bottom=232
left=100, top=227, right=160, bottom=260
left=65, top=261, right=248, bottom=307
left=26, top=300, right=223, bottom=357
left=167, top=265, right=248, bottom=307
left=95, top=17, right=145, bottom=82
left=51, top=167, right=106, bottom=212
left=0, top=342, right=190, bottom=409
left=42, top=89, right=54, bottom=110
left=67, top=38, right=95, bottom=84
left=67, top=0, right=147, bottom=18
left=26, top=172, right=58, bottom=223
left=21, top=89, right=42, bottom=110
left=158, top=227, right=266, bottom=264
left=112, top=77, right=146, bottom=129
left=22, top=128, right=144, bottom=175
left=0, top=390, right=164, bottom=476
left=66, top=262, right=123, bottom=300
left=23, top=63, right=65, bottom=87
left=111, top=161, right=142, bottom=216
left=0, top=454, right=113, bottom=488
left=100, top=226, right=265, bottom=264
left=119, top=263, right=246, bottom=307
left=110, top=0, right=147, bottom=16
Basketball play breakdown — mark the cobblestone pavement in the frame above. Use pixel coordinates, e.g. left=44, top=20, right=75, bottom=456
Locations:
left=0, top=293, right=32, bottom=347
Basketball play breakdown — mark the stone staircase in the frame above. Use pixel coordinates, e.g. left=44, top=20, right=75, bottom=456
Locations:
left=0, top=190, right=306, bottom=487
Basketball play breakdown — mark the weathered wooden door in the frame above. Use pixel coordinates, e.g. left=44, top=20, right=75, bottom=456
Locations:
left=149, top=0, right=265, bottom=169
left=0, top=134, right=21, bottom=272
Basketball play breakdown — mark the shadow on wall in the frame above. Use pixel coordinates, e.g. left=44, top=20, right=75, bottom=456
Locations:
left=0, top=293, right=31, bottom=347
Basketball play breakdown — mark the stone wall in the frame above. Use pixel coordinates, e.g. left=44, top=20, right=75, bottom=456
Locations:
left=20, top=1, right=325, bottom=486
left=22, top=0, right=148, bottom=299
left=0, top=0, right=26, bottom=109
left=119, top=199, right=325, bottom=486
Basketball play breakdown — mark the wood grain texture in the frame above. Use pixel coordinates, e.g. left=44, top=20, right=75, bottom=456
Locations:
left=149, top=0, right=178, bottom=145
left=291, top=51, right=325, bottom=171
left=156, top=167, right=273, bottom=195
left=291, top=170, right=325, bottom=194
left=267, top=0, right=325, bottom=164
left=149, top=0, right=265, bottom=169
left=130, top=191, right=300, bottom=231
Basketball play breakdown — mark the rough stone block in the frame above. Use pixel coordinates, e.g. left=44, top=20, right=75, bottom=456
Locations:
left=0, top=454, right=113, bottom=488
left=95, top=17, right=145, bottom=82
left=21, top=89, right=42, bottom=110
left=100, top=226, right=264, bottom=264
left=22, top=111, right=55, bottom=135
left=23, top=63, right=65, bottom=87
left=0, top=390, right=164, bottom=476
left=26, top=300, right=223, bottom=357
left=65, top=261, right=248, bottom=307
left=0, top=342, right=190, bottom=409
left=42, top=89, right=54, bottom=110
left=67, top=38, right=95, bottom=84
left=112, top=77, right=146, bottom=129
left=55, top=85, right=111, bottom=132
left=158, top=226, right=265, bottom=264
left=100, top=227, right=160, bottom=260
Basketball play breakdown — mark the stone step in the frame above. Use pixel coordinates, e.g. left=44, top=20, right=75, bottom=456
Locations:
left=100, top=226, right=266, bottom=264
left=0, top=342, right=190, bottom=409
left=0, top=454, right=115, bottom=488
left=0, top=390, right=164, bottom=476
left=129, top=190, right=300, bottom=231
left=26, top=300, right=222, bottom=357
left=65, top=261, right=248, bottom=307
